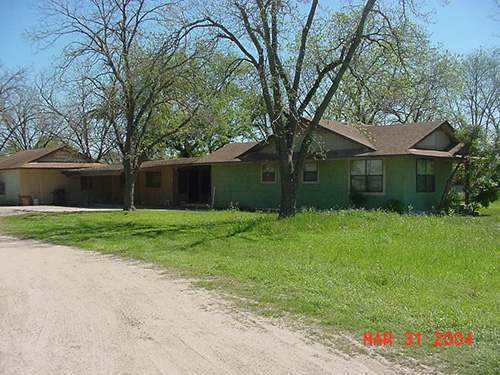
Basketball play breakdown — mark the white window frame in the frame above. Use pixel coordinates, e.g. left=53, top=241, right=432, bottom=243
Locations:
left=348, top=159, right=386, bottom=196
left=302, top=162, right=319, bottom=184
left=261, top=163, right=276, bottom=184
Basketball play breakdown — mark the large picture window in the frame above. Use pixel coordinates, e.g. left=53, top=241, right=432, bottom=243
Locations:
left=350, top=159, right=383, bottom=193
left=0, top=172, right=5, bottom=195
left=146, top=171, right=161, bottom=188
left=302, top=162, right=319, bottom=183
left=261, top=163, right=276, bottom=183
left=416, top=159, right=435, bottom=192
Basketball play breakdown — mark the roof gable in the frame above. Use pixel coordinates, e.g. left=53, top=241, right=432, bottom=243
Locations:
left=355, top=121, right=459, bottom=156
left=0, top=147, right=95, bottom=170
left=0, top=147, right=65, bottom=170
left=317, top=119, right=375, bottom=150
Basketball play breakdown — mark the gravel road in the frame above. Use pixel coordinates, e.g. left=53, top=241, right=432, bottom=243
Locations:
left=0, top=208, right=406, bottom=374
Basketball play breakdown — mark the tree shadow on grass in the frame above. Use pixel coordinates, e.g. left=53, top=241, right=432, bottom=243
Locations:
left=30, top=216, right=274, bottom=253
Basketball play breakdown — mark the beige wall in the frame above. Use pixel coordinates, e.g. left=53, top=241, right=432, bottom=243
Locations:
left=13, top=166, right=175, bottom=207
left=136, top=167, right=174, bottom=206
left=416, top=129, right=451, bottom=150
left=19, top=169, right=83, bottom=205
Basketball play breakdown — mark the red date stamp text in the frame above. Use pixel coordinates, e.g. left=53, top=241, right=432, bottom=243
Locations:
left=363, top=332, right=473, bottom=346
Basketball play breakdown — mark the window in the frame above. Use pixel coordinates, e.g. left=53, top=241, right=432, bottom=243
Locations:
left=350, top=159, right=383, bottom=193
left=0, top=172, right=5, bottom=195
left=303, top=162, right=319, bottom=183
left=261, top=163, right=276, bottom=183
left=416, top=159, right=435, bottom=192
left=146, top=171, right=161, bottom=188
left=80, top=176, right=93, bottom=190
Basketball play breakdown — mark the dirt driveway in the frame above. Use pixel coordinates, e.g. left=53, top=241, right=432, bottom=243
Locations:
left=0, top=205, right=118, bottom=217
left=0, top=217, right=408, bottom=374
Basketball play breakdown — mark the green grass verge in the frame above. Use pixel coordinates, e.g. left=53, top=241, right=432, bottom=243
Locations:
left=1, top=203, right=499, bottom=374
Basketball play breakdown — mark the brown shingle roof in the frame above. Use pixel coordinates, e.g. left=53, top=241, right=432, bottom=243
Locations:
left=64, top=157, right=201, bottom=176
left=0, top=146, right=106, bottom=171
left=143, top=157, right=200, bottom=168
left=354, top=121, right=449, bottom=156
left=20, top=162, right=106, bottom=169
left=21, top=120, right=461, bottom=177
left=195, top=142, right=259, bottom=164
left=0, top=147, right=65, bottom=170
left=318, top=119, right=375, bottom=150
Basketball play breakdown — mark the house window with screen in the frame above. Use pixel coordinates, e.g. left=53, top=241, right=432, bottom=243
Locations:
left=146, top=171, right=161, bottom=188
left=303, top=162, right=319, bottom=183
left=0, top=172, right=5, bottom=195
left=416, top=159, right=435, bottom=192
left=350, top=159, right=383, bottom=193
left=80, top=176, right=93, bottom=190
left=261, top=163, right=276, bottom=183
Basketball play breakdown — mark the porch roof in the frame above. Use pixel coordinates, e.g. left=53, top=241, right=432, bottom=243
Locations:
left=64, top=157, right=200, bottom=176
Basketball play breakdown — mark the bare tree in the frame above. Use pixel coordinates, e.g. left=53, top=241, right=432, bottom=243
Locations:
left=1, top=67, right=61, bottom=154
left=39, top=70, right=116, bottom=161
left=0, top=64, right=26, bottom=154
left=454, top=48, right=500, bottom=145
left=200, top=0, right=422, bottom=217
left=32, top=0, right=210, bottom=210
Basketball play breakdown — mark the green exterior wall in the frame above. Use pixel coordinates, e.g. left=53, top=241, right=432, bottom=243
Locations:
left=0, top=170, right=21, bottom=205
left=211, top=157, right=453, bottom=211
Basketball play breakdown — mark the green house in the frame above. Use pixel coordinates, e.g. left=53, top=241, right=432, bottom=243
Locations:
left=202, top=120, right=464, bottom=211
left=0, top=120, right=463, bottom=211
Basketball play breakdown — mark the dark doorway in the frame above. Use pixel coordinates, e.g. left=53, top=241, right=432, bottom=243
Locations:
left=188, top=169, right=200, bottom=202
left=176, top=166, right=211, bottom=204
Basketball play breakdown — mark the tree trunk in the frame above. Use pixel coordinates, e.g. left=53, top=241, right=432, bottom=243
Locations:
left=278, top=158, right=300, bottom=218
left=438, top=159, right=464, bottom=211
left=123, top=158, right=139, bottom=211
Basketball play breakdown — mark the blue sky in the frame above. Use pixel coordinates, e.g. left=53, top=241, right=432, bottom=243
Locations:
left=0, top=0, right=498, bottom=71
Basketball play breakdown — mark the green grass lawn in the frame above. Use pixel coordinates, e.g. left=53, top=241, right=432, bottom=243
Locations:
left=1, top=203, right=499, bottom=374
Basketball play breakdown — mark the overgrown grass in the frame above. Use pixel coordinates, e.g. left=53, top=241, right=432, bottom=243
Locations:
left=1, top=203, right=499, bottom=374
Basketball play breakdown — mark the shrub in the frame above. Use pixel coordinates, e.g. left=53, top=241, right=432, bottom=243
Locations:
left=349, top=191, right=366, bottom=208
left=442, top=189, right=463, bottom=214
left=385, top=199, right=405, bottom=214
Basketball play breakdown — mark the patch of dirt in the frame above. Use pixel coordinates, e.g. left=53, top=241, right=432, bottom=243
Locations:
left=0, top=235, right=418, bottom=374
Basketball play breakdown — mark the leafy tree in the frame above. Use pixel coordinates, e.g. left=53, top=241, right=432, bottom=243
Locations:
left=454, top=125, right=500, bottom=211
left=154, top=55, right=267, bottom=158
left=451, top=48, right=500, bottom=145
left=201, top=0, right=423, bottom=217
left=33, top=0, right=212, bottom=210
left=325, top=13, right=458, bottom=125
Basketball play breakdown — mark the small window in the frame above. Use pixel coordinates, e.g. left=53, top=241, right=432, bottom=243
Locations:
left=261, top=163, right=276, bottom=183
left=80, top=176, right=93, bottom=190
left=146, top=171, right=161, bottom=188
left=416, top=159, right=435, bottom=192
left=350, top=159, right=383, bottom=193
left=303, top=162, right=319, bottom=183
left=0, top=172, right=6, bottom=195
